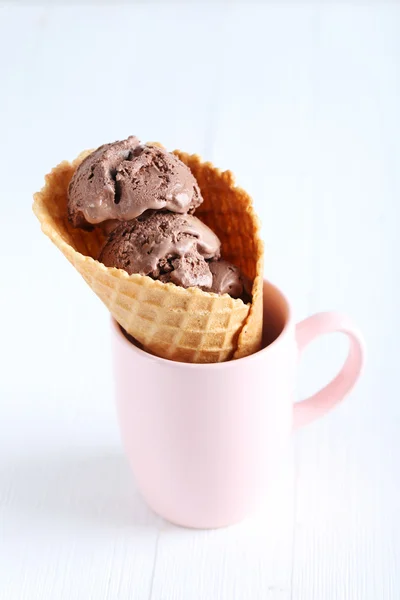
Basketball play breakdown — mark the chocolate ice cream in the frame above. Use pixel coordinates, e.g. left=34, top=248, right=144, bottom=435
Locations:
left=68, top=134, right=252, bottom=301
left=99, top=212, right=221, bottom=289
left=68, top=136, right=203, bottom=228
left=209, top=260, right=250, bottom=299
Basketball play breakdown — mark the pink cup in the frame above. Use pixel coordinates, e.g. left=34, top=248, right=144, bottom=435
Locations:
left=112, top=280, right=364, bottom=529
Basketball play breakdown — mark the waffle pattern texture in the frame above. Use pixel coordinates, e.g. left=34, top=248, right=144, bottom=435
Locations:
left=33, top=147, right=264, bottom=363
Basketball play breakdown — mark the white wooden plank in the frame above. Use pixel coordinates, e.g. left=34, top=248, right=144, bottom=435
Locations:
left=292, top=4, right=400, bottom=599
left=0, top=443, right=161, bottom=600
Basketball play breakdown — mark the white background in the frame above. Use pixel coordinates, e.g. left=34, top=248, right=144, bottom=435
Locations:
left=0, top=2, right=399, bottom=599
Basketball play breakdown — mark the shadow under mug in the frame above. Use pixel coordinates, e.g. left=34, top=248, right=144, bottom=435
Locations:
left=112, top=280, right=364, bottom=529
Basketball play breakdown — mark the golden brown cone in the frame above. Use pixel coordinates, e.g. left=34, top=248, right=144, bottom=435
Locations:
left=33, top=146, right=264, bottom=363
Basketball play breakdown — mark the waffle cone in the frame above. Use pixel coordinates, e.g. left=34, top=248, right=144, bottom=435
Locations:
left=33, top=147, right=264, bottom=363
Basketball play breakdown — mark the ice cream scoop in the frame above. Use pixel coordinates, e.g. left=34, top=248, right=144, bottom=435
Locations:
left=98, top=212, right=221, bottom=289
left=68, top=136, right=203, bottom=228
left=209, top=260, right=250, bottom=299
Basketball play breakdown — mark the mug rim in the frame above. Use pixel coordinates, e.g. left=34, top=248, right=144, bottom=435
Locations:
left=111, top=279, right=293, bottom=369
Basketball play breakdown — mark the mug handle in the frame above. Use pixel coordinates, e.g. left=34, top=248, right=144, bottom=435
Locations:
left=293, top=312, right=364, bottom=430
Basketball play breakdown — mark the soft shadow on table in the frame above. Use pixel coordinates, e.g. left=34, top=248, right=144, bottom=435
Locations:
left=1, top=451, right=161, bottom=531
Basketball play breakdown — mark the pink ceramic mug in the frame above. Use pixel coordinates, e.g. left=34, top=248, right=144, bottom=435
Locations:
left=112, top=280, right=364, bottom=529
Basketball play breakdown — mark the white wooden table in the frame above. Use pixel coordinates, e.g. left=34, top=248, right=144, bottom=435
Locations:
left=1, top=2, right=399, bottom=599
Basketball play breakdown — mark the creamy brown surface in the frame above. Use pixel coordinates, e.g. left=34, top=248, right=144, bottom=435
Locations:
left=99, top=212, right=221, bottom=289
left=68, top=136, right=203, bottom=228
left=209, top=260, right=246, bottom=298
